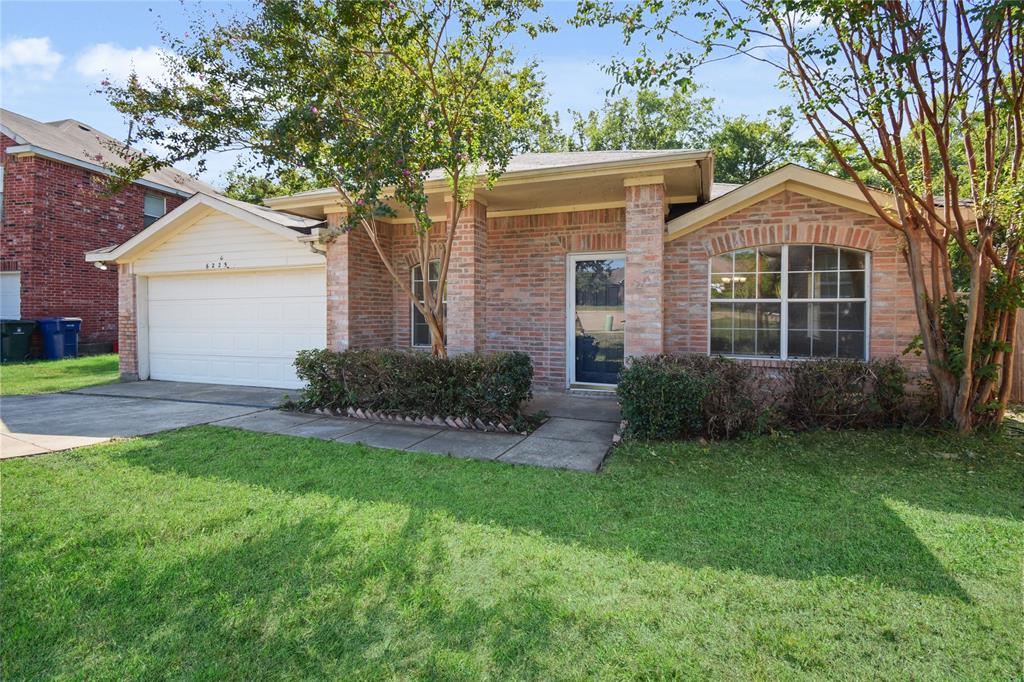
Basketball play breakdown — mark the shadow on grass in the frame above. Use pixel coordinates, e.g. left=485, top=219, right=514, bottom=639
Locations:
left=101, top=426, right=1015, bottom=602
left=10, top=511, right=562, bottom=679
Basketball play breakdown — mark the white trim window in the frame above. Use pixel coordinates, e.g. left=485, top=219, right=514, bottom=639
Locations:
left=411, top=260, right=444, bottom=347
left=143, top=193, right=167, bottom=228
left=709, top=244, right=869, bottom=360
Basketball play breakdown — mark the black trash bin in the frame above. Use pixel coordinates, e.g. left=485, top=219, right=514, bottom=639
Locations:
left=1, top=319, right=36, bottom=362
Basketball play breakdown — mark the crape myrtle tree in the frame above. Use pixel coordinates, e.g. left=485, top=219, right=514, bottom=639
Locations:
left=577, top=0, right=1023, bottom=431
left=103, top=0, right=552, bottom=358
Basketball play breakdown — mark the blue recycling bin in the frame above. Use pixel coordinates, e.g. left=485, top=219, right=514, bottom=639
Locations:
left=60, top=318, right=82, bottom=358
left=37, top=317, right=82, bottom=359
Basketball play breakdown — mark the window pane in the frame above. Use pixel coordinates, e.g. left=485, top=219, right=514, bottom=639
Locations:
left=711, top=254, right=733, bottom=273
left=811, top=331, right=838, bottom=358
left=733, top=329, right=755, bottom=355
left=789, top=245, right=813, bottom=271
left=733, top=302, right=757, bottom=328
left=789, top=272, right=811, bottom=299
left=710, top=328, right=732, bottom=354
left=710, top=303, right=733, bottom=330
left=143, top=193, right=165, bottom=218
left=757, top=303, right=782, bottom=330
left=838, top=331, right=865, bottom=358
left=813, top=271, right=838, bottom=298
left=733, top=249, right=757, bottom=272
left=839, top=271, right=865, bottom=298
left=758, top=272, right=781, bottom=298
left=759, top=246, right=782, bottom=272
left=428, top=261, right=441, bottom=280
left=814, top=302, right=838, bottom=330
left=757, top=329, right=781, bottom=356
left=788, top=329, right=811, bottom=357
left=710, top=274, right=733, bottom=299
left=840, top=249, right=865, bottom=270
left=814, top=246, right=839, bottom=271
left=789, top=302, right=809, bottom=329
left=733, top=274, right=757, bottom=299
left=838, top=301, right=866, bottom=330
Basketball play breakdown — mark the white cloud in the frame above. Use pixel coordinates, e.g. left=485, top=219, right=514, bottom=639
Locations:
left=74, top=43, right=171, bottom=84
left=0, top=36, right=64, bottom=81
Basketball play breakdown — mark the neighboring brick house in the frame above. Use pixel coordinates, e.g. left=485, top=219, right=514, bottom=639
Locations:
left=88, top=151, right=932, bottom=391
left=1, top=109, right=214, bottom=353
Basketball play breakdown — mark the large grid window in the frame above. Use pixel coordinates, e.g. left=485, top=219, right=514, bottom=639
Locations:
left=412, top=260, right=445, bottom=347
left=709, top=245, right=869, bottom=360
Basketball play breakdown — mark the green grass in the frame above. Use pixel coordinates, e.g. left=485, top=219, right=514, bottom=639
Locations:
left=3, top=427, right=1022, bottom=680
left=0, top=354, right=118, bottom=395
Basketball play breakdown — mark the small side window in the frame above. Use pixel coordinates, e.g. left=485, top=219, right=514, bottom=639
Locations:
left=143, top=193, right=166, bottom=227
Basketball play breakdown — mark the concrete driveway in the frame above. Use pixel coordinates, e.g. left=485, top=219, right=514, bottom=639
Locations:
left=2, top=381, right=620, bottom=472
left=1, top=382, right=285, bottom=458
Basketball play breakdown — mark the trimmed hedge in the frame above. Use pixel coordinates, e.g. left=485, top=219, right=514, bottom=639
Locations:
left=618, top=353, right=909, bottom=441
left=786, top=357, right=907, bottom=430
left=293, top=348, right=533, bottom=424
left=617, top=354, right=777, bottom=440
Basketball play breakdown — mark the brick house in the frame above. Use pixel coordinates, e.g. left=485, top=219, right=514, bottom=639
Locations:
left=87, top=151, right=929, bottom=390
left=1, top=109, right=213, bottom=353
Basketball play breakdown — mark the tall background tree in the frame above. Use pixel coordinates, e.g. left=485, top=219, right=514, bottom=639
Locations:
left=578, top=0, right=1023, bottom=431
left=548, top=84, right=812, bottom=184
left=103, top=0, right=551, bottom=357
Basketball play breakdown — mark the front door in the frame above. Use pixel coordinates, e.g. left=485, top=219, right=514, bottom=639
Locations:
left=569, top=254, right=626, bottom=385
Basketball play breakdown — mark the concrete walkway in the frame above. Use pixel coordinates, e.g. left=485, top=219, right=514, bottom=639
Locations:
left=2, top=382, right=620, bottom=472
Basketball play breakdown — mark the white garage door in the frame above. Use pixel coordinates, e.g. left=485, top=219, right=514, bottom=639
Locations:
left=1, top=272, right=21, bottom=319
left=147, top=268, right=326, bottom=389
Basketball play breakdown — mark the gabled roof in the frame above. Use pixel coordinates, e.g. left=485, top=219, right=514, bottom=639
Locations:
left=86, top=192, right=324, bottom=263
left=664, top=164, right=896, bottom=241
left=1, top=108, right=217, bottom=197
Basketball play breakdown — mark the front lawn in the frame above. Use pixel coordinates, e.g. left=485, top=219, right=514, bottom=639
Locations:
left=3, top=427, right=1021, bottom=680
left=0, top=353, right=118, bottom=395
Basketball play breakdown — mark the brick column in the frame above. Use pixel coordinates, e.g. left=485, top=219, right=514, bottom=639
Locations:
left=117, top=264, right=139, bottom=381
left=324, top=210, right=352, bottom=351
left=446, top=197, right=487, bottom=354
left=624, top=177, right=666, bottom=357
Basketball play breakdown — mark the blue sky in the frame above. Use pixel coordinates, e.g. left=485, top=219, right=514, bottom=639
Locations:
left=0, top=0, right=791, bottom=188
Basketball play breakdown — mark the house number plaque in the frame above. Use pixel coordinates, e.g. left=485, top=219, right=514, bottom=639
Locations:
left=205, top=256, right=231, bottom=270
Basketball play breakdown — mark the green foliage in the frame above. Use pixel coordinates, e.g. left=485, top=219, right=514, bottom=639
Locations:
left=707, top=107, right=814, bottom=183
left=786, top=358, right=908, bottom=430
left=102, top=0, right=552, bottom=230
left=222, top=168, right=318, bottom=205
left=617, top=354, right=776, bottom=440
left=567, top=84, right=716, bottom=151
left=293, top=348, right=533, bottom=424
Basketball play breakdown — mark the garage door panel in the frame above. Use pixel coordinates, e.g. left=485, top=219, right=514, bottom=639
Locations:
left=147, top=269, right=326, bottom=389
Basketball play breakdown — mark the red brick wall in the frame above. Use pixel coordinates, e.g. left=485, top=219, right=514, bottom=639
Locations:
left=664, top=190, right=922, bottom=369
left=389, top=209, right=625, bottom=388
left=117, top=265, right=137, bottom=379
left=624, top=182, right=666, bottom=356
left=1, top=133, right=185, bottom=348
left=325, top=214, right=394, bottom=350
left=325, top=189, right=922, bottom=392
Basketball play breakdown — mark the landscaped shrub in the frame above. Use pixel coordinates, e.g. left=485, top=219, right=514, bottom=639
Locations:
left=617, top=354, right=777, bottom=440
left=786, top=357, right=907, bottom=430
left=293, top=348, right=533, bottom=425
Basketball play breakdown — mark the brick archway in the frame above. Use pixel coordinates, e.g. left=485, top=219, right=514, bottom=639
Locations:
left=700, top=223, right=881, bottom=258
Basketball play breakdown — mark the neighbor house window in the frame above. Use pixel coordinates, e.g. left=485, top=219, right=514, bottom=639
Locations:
left=412, top=260, right=445, bottom=347
left=143, top=193, right=166, bottom=227
left=709, top=245, right=869, bottom=359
